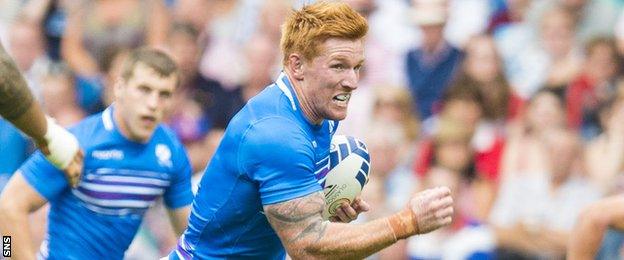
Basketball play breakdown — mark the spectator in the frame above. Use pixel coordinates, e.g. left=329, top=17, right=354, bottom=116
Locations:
left=241, top=33, right=279, bottom=102
left=500, top=88, right=567, bottom=182
left=62, top=0, right=169, bottom=77
left=416, top=84, right=502, bottom=180
left=461, top=34, right=522, bottom=123
left=408, top=118, right=496, bottom=259
left=585, top=95, right=624, bottom=195
left=405, top=0, right=463, bottom=120
left=526, top=0, right=620, bottom=44
left=566, top=37, right=620, bottom=139
left=505, top=6, right=582, bottom=99
left=165, top=22, right=243, bottom=172
left=40, top=63, right=85, bottom=126
left=8, top=17, right=51, bottom=101
left=491, top=128, right=600, bottom=259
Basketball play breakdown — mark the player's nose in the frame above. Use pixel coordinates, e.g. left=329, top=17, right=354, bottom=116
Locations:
left=341, top=69, right=359, bottom=90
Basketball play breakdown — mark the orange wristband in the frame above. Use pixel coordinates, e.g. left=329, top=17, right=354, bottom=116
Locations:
left=386, top=207, right=419, bottom=240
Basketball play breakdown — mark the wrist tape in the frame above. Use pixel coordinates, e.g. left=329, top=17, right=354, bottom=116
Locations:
left=44, top=117, right=79, bottom=169
left=386, top=207, right=419, bottom=241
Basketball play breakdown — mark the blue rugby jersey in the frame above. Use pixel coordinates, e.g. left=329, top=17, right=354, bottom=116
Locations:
left=20, top=106, right=193, bottom=259
left=170, top=72, right=339, bottom=259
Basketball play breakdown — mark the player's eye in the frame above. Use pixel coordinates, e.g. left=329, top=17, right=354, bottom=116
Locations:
left=138, top=85, right=151, bottom=94
left=331, top=64, right=345, bottom=70
left=160, top=91, right=172, bottom=99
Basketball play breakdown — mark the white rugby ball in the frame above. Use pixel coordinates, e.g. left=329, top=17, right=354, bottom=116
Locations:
left=321, top=135, right=371, bottom=220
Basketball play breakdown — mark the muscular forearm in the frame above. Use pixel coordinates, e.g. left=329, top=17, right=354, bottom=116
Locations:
left=267, top=188, right=453, bottom=259
left=0, top=43, right=36, bottom=122
left=9, top=103, right=48, bottom=144
left=291, top=217, right=397, bottom=259
left=266, top=193, right=408, bottom=259
left=0, top=208, right=36, bottom=260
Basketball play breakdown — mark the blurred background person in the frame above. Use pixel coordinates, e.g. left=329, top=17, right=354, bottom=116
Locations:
left=40, top=63, right=85, bottom=126
left=405, top=0, right=463, bottom=120
left=504, top=6, right=582, bottom=99
left=8, top=16, right=50, bottom=101
left=526, top=0, right=621, bottom=44
left=491, top=89, right=600, bottom=259
left=164, top=22, right=243, bottom=173
left=491, top=130, right=599, bottom=259
left=585, top=95, right=624, bottom=196
left=408, top=118, right=496, bottom=259
left=62, top=0, right=169, bottom=77
left=62, top=0, right=170, bottom=113
left=566, top=36, right=621, bottom=140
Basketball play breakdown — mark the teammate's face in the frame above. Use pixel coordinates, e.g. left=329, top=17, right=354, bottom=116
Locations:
left=115, top=63, right=177, bottom=142
left=301, top=38, right=364, bottom=122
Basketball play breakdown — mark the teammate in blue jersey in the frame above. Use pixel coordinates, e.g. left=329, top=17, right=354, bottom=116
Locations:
left=170, top=2, right=454, bottom=259
left=0, top=48, right=193, bottom=260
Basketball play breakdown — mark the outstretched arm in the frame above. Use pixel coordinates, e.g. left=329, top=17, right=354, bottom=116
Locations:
left=0, top=172, right=48, bottom=260
left=568, top=195, right=624, bottom=260
left=264, top=187, right=453, bottom=259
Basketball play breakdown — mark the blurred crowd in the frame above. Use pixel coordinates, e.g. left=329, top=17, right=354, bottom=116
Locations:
left=1, top=0, right=624, bottom=258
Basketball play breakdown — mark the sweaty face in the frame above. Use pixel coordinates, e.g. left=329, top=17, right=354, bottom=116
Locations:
left=115, top=63, right=177, bottom=142
left=301, top=38, right=365, bottom=122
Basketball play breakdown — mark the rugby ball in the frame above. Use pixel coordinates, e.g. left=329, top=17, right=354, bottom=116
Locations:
left=321, top=135, right=371, bottom=220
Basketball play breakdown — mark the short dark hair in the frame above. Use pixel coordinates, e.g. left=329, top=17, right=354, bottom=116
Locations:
left=121, top=48, right=179, bottom=85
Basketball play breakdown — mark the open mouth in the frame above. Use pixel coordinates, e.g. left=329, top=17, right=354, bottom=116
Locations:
left=140, top=115, right=157, bottom=126
left=332, top=93, right=351, bottom=106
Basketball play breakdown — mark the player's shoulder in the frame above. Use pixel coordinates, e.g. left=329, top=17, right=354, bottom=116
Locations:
left=66, top=111, right=107, bottom=140
left=152, top=124, right=186, bottom=151
left=241, top=116, right=311, bottom=152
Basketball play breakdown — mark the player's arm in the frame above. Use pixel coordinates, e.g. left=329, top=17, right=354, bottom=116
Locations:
left=0, top=172, right=48, bottom=260
left=167, top=206, right=190, bottom=236
left=568, top=195, right=624, bottom=260
left=264, top=187, right=453, bottom=259
left=163, top=141, right=193, bottom=236
left=0, top=41, right=83, bottom=186
left=0, top=41, right=42, bottom=139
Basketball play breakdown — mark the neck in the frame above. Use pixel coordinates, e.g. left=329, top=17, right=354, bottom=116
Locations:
left=284, top=70, right=323, bottom=125
left=112, top=105, right=143, bottom=142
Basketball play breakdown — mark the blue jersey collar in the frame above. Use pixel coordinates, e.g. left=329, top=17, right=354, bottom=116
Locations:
left=274, top=72, right=324, bottom=129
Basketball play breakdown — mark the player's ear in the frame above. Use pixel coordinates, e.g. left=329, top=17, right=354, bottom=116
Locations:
left=287, top=53, right=305, bottom=80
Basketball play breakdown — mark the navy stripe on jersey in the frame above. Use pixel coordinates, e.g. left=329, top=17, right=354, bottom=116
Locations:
left=72, top=168, right=169, bottom=215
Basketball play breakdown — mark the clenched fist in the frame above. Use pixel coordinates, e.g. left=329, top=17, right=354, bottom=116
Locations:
left=387, top=186, right=454, bottom=240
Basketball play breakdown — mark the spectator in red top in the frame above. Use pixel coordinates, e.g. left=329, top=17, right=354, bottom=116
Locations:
left=416, top=76, right=506, bottom=184
left=566, top=36, right=621, bottom=140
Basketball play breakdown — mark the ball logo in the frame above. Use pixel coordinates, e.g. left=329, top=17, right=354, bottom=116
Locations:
left=155, top=144, right=172, bottom=168
left=321, top=135, right=371, bottom=219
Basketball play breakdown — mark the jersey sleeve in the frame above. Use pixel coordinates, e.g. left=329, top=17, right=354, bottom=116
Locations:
left=20, top=151, right=69, bottom=201
left=163, top=144, right=193, bottom=209
left=239, top=117, right=322, bottom=205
